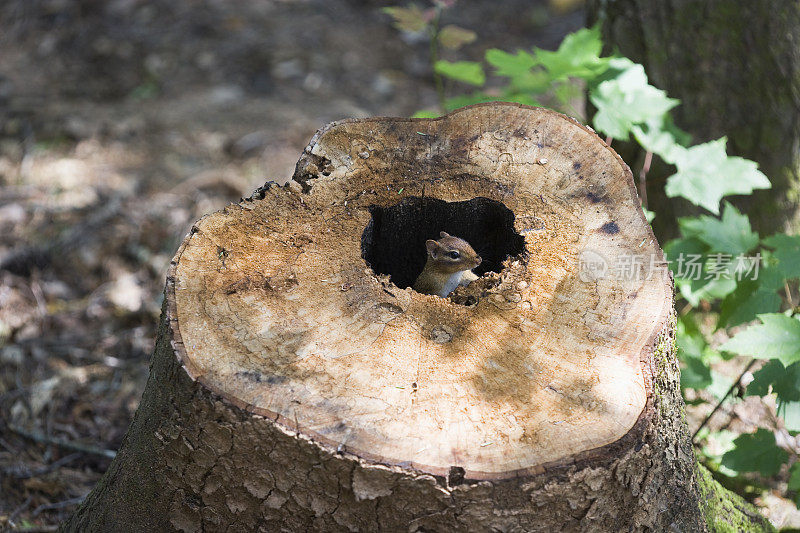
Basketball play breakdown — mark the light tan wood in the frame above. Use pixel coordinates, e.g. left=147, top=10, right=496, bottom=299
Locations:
left=168, top=103, right=670, bottom=479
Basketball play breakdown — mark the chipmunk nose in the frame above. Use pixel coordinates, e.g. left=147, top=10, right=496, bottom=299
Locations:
left=476, top=256, right=482, bottom=265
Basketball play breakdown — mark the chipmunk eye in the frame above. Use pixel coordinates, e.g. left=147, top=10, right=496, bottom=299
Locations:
left=448, top=251, right=460, bottom=259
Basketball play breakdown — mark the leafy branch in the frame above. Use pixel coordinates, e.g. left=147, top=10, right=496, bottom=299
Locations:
left=383, top=1, right=476, bottom=113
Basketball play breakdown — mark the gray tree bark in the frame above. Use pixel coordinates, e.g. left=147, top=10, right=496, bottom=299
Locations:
left=588, top=0, right=800, bottom=233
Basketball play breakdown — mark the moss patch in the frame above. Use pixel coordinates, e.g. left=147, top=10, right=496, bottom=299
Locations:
left=696, top=463, right=775, bottom=533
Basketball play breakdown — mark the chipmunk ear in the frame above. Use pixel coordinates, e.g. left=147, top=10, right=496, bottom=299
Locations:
left=439, top=231, right=451, bottom=239
left=425, top=239, right=439, bottom=258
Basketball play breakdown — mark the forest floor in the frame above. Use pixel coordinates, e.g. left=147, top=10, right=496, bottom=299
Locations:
left=0, top=0, right=796, bottom=530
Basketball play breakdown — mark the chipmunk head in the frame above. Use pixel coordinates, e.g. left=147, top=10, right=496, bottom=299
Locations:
left=425, top=232, right=482, bottom=274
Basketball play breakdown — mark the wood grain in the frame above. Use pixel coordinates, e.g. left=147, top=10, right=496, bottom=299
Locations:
left=168, top=102, right=671, bottom=479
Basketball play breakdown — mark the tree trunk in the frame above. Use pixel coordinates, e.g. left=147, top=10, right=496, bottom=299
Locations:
left=588, top=0, right=800, bottom=234
left=61, top=103, right=771, bottom=532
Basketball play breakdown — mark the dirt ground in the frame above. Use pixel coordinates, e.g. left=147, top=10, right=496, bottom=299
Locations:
left=0, top=0, right=586, bottom=529
left=2, top=0, right=796, bottom=530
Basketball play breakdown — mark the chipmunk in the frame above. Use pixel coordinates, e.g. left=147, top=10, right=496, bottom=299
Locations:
left=413, top=232, right=482, bottom=297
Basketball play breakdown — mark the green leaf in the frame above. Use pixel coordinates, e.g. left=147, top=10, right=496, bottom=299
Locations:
left=642, top=207, right=655, bottom=223
left=681, top=355, right=713, bottom=389
left=631, top=123, right=679, bottom=163
left=485, top=49, right=550, bottom=92
left=780, top=401, right=800, bottom=432
left=721, top=313, right=800, bottom=366
left=700, top=429, right=738, bottom=477
left=630, top=114, right=690, bottom=164
left=708, top=369, right=736, bottom=401
left=721, top=428, right=788, bottom=476
left=499, top=93, right=541, bottom=107
left=486, top=49, right=537, bottom=77
left=553, top=82, right=582, bottom=108
left=443, top=93, right=493, bottom=110
left=665, top=138, right=771, bottom=215
left=382, top=6, right=431, bottom=33
left=412, top=110, right=440, bottom=118
left=719, top=280, right=781, bottom=328
left=677, top=315, right=713, bottom=360
left=678, top=202, right=758, bottom=256
left=443, top=93, right=497, bottom=110
left=789, top=462, right=800, bottom=505
left=663, top=236, right=709, bottom=272
left=590, top=56, right=636, bottom=86
left=744, top=360, right=779, bottom=397
left=680, top=275, right=737, bottom=307
left=434, top=60, right=486, bottom=86
left=664, top=237, right=736, bottom=306
left=677, top=317, right=714, bottom=389
left=589, top=63, right=679, bottom=140
left=762, top=233, right=800, bottom=281
left=438, top=24, right=477, bottom=50
left=678, top=312, right=704, bottom=337
left=665, top=236, right=739, bottom=304
left=790, top=462, right=800, bottom=491
left=699, top=430, right=739, bottom=477
left=443, top=92, right=541, bottom=112
left=534, top=26, right=611, bottom=82
left=757, top=264, right=787, bottom=291
left=746, top=360, right=800, bottom=402
left=508, top=71, right=552, bottom=93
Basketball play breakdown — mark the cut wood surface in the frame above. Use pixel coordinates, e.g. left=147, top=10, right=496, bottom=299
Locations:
left=170, top=102, right=670, bottom=478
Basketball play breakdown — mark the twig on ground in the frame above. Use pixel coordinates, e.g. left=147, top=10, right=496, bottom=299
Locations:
left=692, top=359, right=758, bottom=441
left=9, top=424, right=116, bottom=459
left=32, top=496, right=85, bottom=517
left=0, top=195, right=123, bottom=275
left=14, top=452, right=83, bottom=479
left=8, top=495, right=33, bottom=527
left=0, top=436, right=17, bottom=453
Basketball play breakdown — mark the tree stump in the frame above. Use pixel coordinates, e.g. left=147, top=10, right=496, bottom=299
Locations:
left=62, top=103, right=771, bottom=532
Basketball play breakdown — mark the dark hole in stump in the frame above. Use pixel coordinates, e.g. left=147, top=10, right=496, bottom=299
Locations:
left=448, top=465, right=466, bottom=486
left=361, top=196, right=526, bottom=291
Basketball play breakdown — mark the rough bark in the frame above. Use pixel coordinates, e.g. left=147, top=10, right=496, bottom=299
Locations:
left=588, top=0, right=800, bottom=234
left=61, top=103, right=772, bottom=532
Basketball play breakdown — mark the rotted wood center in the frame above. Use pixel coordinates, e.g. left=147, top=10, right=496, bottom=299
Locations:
left=167, top=103, right=671, bottom=479
left=362, top=196, right=525, bottom=290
